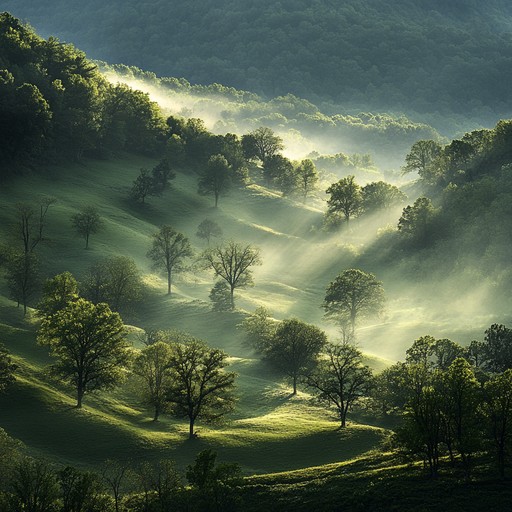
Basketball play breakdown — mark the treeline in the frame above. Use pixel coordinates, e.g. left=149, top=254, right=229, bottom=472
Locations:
left=5, top=0, right=512, bottom=123
left=0, top=13, right=167, bottom=174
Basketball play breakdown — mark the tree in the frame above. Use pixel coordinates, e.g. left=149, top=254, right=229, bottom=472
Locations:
left=361, top=181, right=407, bottom=214
left=71, top=206, right=103, bottom=249
left=38, top=298, right=132, bottom=408
left=202, top=241, right=261, bottom=309
left=240, top=306, right=277, bottom=353
left=58, top=465, right=103, bottom=512
left=166, top=339, right=236, bottom=439
left=306, top=343, right=373, bottom=427
left=198, top=154, right=232, bottom=207
left=81, top=256, right=143, bottom=312
left=481, top=324, right=512, bottom=373
left=15, top=197, right=56, bottom=255
left=147, top=226, right=193, bottom=294
left=38, top=272, right=79, bottom=318
left=130, top=168, right=153, bottom=204
left=323, top=269, right=385, bottom=340
left=265, top=319, right=326, bottom=395
left=196, top=219, right=223, bottom=245
left=151, top=158, right=176, bottom=195
left=264, top=154, right=295, bottom=189
left=398, top=197, right=436, bottom=244
left=0, top=343, right=17, bottom=393
left=296, top=159, right=319, bottom=202
left=326, top=175, right=363, bottom=225
left=241, top=127, right=284, bottom=166
left=132, top=341, right=174, bottom=421
left=5, top=251, right=40, bottom=315
left=402, top=140, right=442, bottom=183
left=483, top=369, right=512, bottom=478
left=209, top=281, right=232, bottom=312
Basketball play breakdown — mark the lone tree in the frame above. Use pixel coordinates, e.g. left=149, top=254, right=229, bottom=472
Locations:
left=38, top=271, right=79, bottom=317
left=147, top=226, right=193, bottom=294
left=198, top=154, right=231, bottom=207
left=133, top=341, right=174, bottom=421
left=326, top=175, right=363, bottom=226
left=209, top=281, right=232, bottom=312
left=15, top=196, right=56, bottom=254
left=323, top=269, right=385, bottom=341
left=131, top=168, right=154, bottom=204
left=0, top=343, right=17, bottom=393
left=5, top=251, right=40, bottom=315
left=305, top=343, right=373, bottom=427
left=265, top=319, right=327, bottom=395
left=202, top=241, right=261, bottom=309
left=38, top=298, right=132, bottom=408
left=71, top=206, right=103, bottom=249
left=196, top=219, right=223, bottom=245
left=166, top=339, right=236, bottom=439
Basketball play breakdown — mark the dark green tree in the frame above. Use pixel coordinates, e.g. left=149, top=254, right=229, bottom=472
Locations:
left=71, top=206, right=103, bottom=249
left=0, top=343, right=17, bottom=393
left=241, top=127, right=284, bottom=166
left=398, top=197, right=436, bottom=244
left=5, top=252, right=40, bottom=315
left=209, top=281, right=233, bottom=312
left=38, top=271, right=79, bottom=318
left=326, top=175, right=362, bottom=225
left=196, top=219, right=223, bottom=245
left=402, top=140, right=442, bottom=183
left=38, top=298, right=131, bottom=408
left=198, top=154, right=232, bottom=207
left=361, top=181, right=407, bottom=214
left=130, top=168, right=154, bottom=204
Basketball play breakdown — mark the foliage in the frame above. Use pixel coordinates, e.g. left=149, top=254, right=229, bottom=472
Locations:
left=264, top=319, right=326, bottom=395
left=198, top=154, right=232, bottom=207
left=37, top=271, right=79, bottom=318
left=202, top=241, right=261, bottom=309
left=196, top=219, right=223, bottom=245
left=165, top=339, right=237, bottom=439
left=323, top=269, right=385, bottom=341
left=397, top=197, right=436, bottom=245
left=71, top=206, right=103, bottom=249
left=361, top=181, right=407, bottom=214
left=147, top=226, right=193, bottom=294
left=5, top=251, right=40, bottom=315
left=0, top=343, right=17, bottom=394
left=325, top=175, right=363, bottom=225
left=209, top=281, right=233, bottom=312
left=239, top=307, right=277, bottom=353
left=37, top=298, right=131, bottom=407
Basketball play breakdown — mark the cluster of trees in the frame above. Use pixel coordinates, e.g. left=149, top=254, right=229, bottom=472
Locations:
left=325, top=176, right=407, bottom=228
left=0, top=13, right=167, bottom=173
left=9, top=0, right=512, bottom=124
left=373, top=328, right=512, bottom=479
left=0, top=441, right=243, bottom=512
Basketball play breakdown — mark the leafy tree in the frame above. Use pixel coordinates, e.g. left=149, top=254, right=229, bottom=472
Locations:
left=326, top=175, right=362, bottom=225
left=483, top=369, right=512, bottom=478
left=240, top=306, right=277, bottom=353
left=101, top=460, right=130, bottom=512
left=0, top=343, right=17, bottom=393
left=58, top=465, right=103, bottom=512
left=166, top=339, right=236, bottom=439
left=132, top=341, right=173, bottom=421
left=295, top=158, right=319, bottom=202
left=38, top=298, right=132, bottom=408
left=130, top=168, right=154, bottom=204
left=481, top=324, right=512, bottom=373
left=147, top=226, right=193, bottom=294
left=398, top=197, right=436, bottom=244
left=202, top=241, right=261, bottom=309
left=265, top=319, right=326, bottom=395
left=38, top=271, right=79, bottom=317
left=5, top=251, right=40, bottom=315
left=198, top=154, right=232, bottom=207
left=10, top=458, right=60, bottom=512
left=196, top=218, right=223, bottom=245
left=323, top=269, right=385, bottom=340
left=361, top=181, right=407, bottom=214
left=209, top=281, right=233, bottom=312
left=241, top=127, right=284, bottom=166
left=82, top=256, right=143, bottom=312
left=264, top=154, right=295, bottom=189
left=306, top=343, right=373, bottom=427
left=71, top=206, right=103, bottom=249
left=151, top=158, right=176, bottom=195
left=186, top=449, right=242, bottom=512
left=402, top=140, right=442, bottom=183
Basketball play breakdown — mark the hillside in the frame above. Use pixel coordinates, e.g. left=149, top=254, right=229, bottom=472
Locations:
left=5, top=0, right=512, bottom=130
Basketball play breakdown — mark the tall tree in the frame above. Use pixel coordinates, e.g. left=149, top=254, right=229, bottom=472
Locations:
left=15, top=197, right=56, bottom=254
left=241, top=127, right=284, bottom=166
left=5, top=252, right=40, bottom=315
left=133, top=342, right=174, bottom=421
left=323, top=269, right=385, bottom=340
left=402, top=140, right=442, bottom=183
left=198, top=154, right=232, bottom=207
left=196, top=219, right=223, bottom=246
left=71, top=206, right=103, bottom=249
left=131, top=168, right=154, bottom=204
left=166, top=339, right=236, bottom=439
left=326, top=175, right=362, bottom=225
left=296, top=159, right=319, bottom=202
left=361, top=181, right=407, bottom=214
left=265, top=319, right=326, bottom=395
left=38, top=298, right=132, bottom=408
left=147, top=226, right=193, bottom=294
left=37, top=271, right=79, bottom=317
left=202, top=241, right=261, bottom=309
left=306, top=343, right=373, bottom=427
left=398, top=197, right=436, bottom=244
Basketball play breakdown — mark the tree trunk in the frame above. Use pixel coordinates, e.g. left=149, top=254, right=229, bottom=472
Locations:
left=76, top=386, right=84, bottom=408
left=85, top=233, right=89, bottom=249
left=230, top=286, right=235, bottom=309
left=167, top=268, right=172, bottom=295
left=292, top=374, right=297, bottom=395
left=153, top=405, right=160, bottom=422
left=214, top=191, right=219, bottom=208
left=189, top=417, right=195, bottom=439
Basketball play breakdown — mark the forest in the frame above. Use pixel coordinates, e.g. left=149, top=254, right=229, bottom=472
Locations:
left=2, top=9, right=512, bottom=512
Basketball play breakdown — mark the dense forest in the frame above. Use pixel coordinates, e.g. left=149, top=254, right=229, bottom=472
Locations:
left=5, top=0, right=512, bottom=131
left=3, top=9, right=512, bottom=512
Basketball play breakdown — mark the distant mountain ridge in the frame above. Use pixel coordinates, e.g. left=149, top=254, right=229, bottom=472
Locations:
left=4, top=0, right=512, bottom=126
